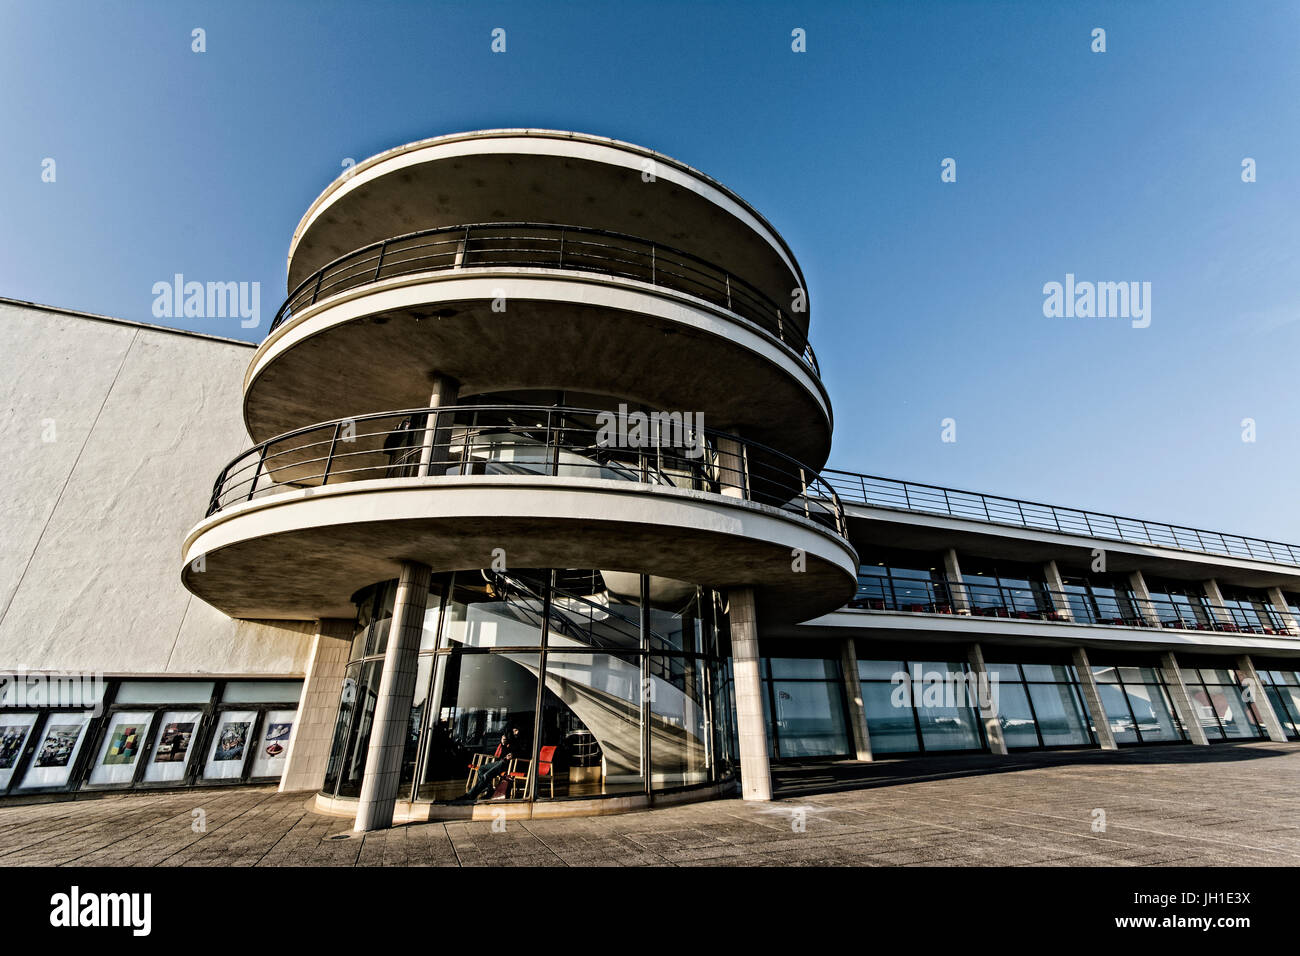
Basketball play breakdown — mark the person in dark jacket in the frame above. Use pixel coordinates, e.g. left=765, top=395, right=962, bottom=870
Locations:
left=457, top=726, right=526, bottom=802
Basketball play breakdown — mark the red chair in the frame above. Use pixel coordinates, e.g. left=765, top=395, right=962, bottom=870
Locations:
left=509, top=745, right=558, bottom=798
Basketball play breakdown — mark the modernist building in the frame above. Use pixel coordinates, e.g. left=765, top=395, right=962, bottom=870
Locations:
left=2, top=130, right=1299, bottom=832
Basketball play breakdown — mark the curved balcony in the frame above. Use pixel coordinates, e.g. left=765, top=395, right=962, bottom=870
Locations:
left=286, top=129, right=809, bottom=326
left=182, top=405, right=858, bottom=625
left=244, top=224, right=833, bottom=468
left=269, top=223, right=817, bottom=375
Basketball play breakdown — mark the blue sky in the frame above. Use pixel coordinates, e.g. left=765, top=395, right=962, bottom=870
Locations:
left=3, top=1, right=1299, bottom=541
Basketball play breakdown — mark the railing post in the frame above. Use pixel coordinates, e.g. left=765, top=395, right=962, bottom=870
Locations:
left=373, top=239, right=387, bottom=281
left=740, top=441, right=751, bottom=499
left=246, top=445, right=268, bottom=501
left=311, top=270, right=323, bottom=305
left=321, top=422, right=342, bottom=485
left=725, top=273, right=731, bottom=310
left=558, top=228, right=565, bottom=269
left=650, top=245, right=656, bottom=285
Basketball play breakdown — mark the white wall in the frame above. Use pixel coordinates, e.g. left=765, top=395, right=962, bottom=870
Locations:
left=0, top=299, right=315, bottom=675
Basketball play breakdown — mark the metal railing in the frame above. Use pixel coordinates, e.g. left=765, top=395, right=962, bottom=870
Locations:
left=826, top=470, right=1300, bottom=567
left=270, top=222, right=818, bottom=374
left=205, top=404, right=846, bottom=536
left=849, top=576, right=1299, bottom=636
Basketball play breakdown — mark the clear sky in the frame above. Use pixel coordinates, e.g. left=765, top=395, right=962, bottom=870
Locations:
left=3, top=1, right=1298, bottom=542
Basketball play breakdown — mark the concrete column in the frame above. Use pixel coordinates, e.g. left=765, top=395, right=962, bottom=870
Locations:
left=729, top=587, right=771, bottom=801
left=1267, top=587, right=1300, bottom=635
left=417, top=374, right=460, bottom=476
left=1128, top=570, right=1160, bottom=627
left=1268, top=590, right=1300, bottom=634
left=1070, top=647, right=1117, bottom=750
left=1201, top=578, right=1233, bottom=626
left=354, top=560, right=433, bottom=831
left=944, top=547, right=970, bottom=614
left=1043, top=560, right=1072, bottom=621
left=1158, top=650, right=1210, bottom=746
left=966, top=643, right=1008, bottom=755
left=840, top=638, right=873, bottom=761
left=1235, top=655, right=1289, bottom=743
left=715, top=434, right=745, bottom=500
left=279, top=619, right=355, bottom=792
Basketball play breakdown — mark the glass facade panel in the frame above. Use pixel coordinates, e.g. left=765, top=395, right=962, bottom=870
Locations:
left=766, top=678, right=849, bottom=757
left=860, top=681, right=919, bottom=753
left=1026, top=683, right=1092, bottom=746
left=995, top=682, right=1039, bottom=748
left=115, top=681, right=214, bottom=705
left=221, top=681, right=303, bottom=704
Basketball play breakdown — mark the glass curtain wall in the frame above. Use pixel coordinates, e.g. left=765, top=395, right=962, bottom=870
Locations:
left=1179, top=667, right=1265, bottom=740
left=852, top=548, right=953, bottom=612
left=1259, top=669, right=1300, bottom=739
left=759, top=658, right=851, bottom=758
left=1090, top=665, right=1186, bottom=744
left=856, top=659, right=986, bottom=754
left=980, top=662, right=1095, bottom=748
left=1058, top=571, right=1144, bottom=625
left=322, top=570, right=737, bottom=806
left=959, top=559, right=1053, bottom=618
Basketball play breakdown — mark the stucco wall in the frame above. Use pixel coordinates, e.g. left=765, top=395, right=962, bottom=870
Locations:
left=0, top=299, right=315, bottom=675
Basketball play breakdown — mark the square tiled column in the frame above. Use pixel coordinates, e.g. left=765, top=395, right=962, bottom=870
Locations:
left=1070, top=647, right=1117, bottom=749
left=278, top=618, right=355, bottom=793
left=354, top=561, right=432, bottom=831
left=729, top=587, right=771, bottom=801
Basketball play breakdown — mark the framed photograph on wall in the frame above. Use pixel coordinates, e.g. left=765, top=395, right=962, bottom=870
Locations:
left=203, top=710, right=257, bottom=780
left=18, top=713, right=91, bottom=790
left=88, top=711, right=155, bottom=786
left=249, top=710, right=296, bottom=778
left=142, top=711, right=202, bottom=783
left=0, top=715, right=40, bottom=791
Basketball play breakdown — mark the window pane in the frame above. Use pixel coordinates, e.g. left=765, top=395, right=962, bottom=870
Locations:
left=860, top=682, right=919, bottom=753
left=538, top=652, right=645, bottom=797
left=768, top=680, right=848, bottom=757
left=995, top=683, right=1039, bottom=748
left=1027, top=683, right=1091, bottom=746
left=858, top=659, right=905, bottom=681
left=1125, top=682, right=1182, bottom=742
left=1096, top=683, right=1138, bottom=743
left=768, top=658, right=838, bottom=680
left=221, top=681, right=302, bottom=704
left=115, top=681, right=214, bottom=705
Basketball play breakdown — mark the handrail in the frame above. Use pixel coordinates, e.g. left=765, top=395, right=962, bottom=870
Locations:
left=269, top=221, right=819, bottom=375
left=825, top=469, right=1300, bottom=568
left=203, top=403, right=847, bottom=538
left=849, top=576, right=1300, bottom=636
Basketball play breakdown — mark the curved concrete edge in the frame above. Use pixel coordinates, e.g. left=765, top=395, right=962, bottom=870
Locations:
left=183, top=475, right=857, bottom=571
left=243, top=268, right=832, bottom=436
left=288, top=129, right=807, bottom=294
left=311, top=778, right=738, bottom=823
left=180, top=476, right=859, bottom=623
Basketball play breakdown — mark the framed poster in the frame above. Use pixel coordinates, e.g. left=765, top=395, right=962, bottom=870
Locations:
left=88, top=711, right=155, bottom=786
left=18, top=713, right=91, bottom=790
left=248, top=710, right=296, bottom=778
left=203, top=710, right=257, bottom=779
left=0, top=714, right=40, bottom=791
left=142, top=710, right=202, bottom=783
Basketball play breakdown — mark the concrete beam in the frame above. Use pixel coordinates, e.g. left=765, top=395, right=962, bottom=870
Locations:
left=354, top=561, right=432, bottom=831
left=840, top=638, right=873, bottom=761
left=1235, top=654, right=1289, bottom=743
left=729, top=587, right=771, bottom=801
left=1158, top=650, right=1210, bottom=746
left=1070, top=646, right=1117, bottom=750
left=1044, top=559, right=1072, bottom=621
left=967, top=643, right=1007, bottom=755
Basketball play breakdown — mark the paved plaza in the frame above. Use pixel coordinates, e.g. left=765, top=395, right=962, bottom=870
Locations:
left=1, top=742, right=1296, bottom=867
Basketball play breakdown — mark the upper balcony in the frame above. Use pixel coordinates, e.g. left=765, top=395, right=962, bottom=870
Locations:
left=181, top=404, right=858, bottom=626
left=244, top=221, right=832, bottom=468
left=827, top=470, right=1300, bottom=587
left=285, top=130, right=809, bottom=336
